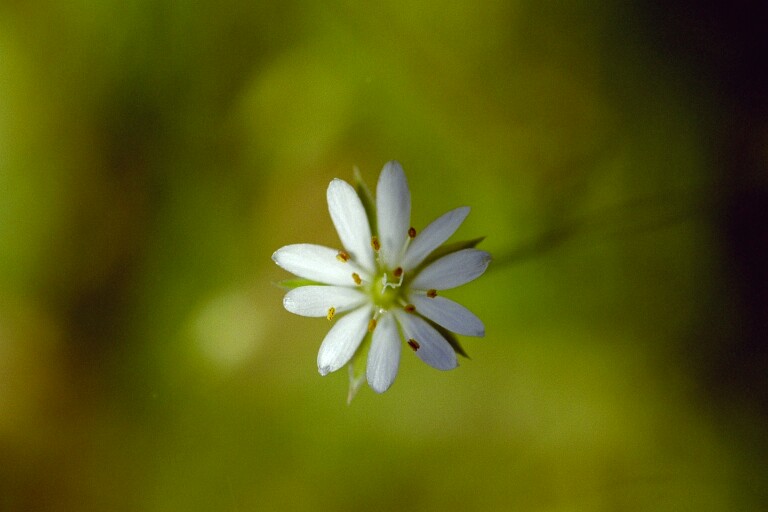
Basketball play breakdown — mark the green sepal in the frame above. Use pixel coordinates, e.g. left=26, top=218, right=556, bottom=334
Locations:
left=427, top=318, right=470, bottom=359
left=353, top=166, right=377, bottom=236
left=416, top=236, right=486, bottom=272
left=276, top=278, right=324, bottom=289
left=346, top=330, right=372, bottom=404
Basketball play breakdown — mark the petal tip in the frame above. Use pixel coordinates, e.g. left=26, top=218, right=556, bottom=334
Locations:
left=430, top=359, right=459, bottom=371
left=327, top=178, right=356, bottom=204
left=318, top=365, right=332, bottom=376
left=327, top=177, right=346, bottom=190
left=461, top=324, right=485, bottom=338
left=475, top=249, right=493, bottom=270
left=445, top=205, right=472, bottom=231
left=443, top=358, right=460, bottom=370
left=382, top=160, right=404, bottom=174
left=368, top=375, right=394, bottom=394
left=326, top=178, right=347, bottom=201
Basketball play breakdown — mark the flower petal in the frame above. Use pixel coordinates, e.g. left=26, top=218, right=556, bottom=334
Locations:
left=410, top=249, right=491, bottom=290
left=408, top=292, right=485, bottom=337
left=394, top=309, right=457, bottom=370
left=317, top=306, right=372, bottom=376
left=273, top=244, right=367, bottom=286
left=327, top=179, right=375, bottom=272
left=401, top=206, right=470, bottom=271
left=366, top=312, right=401, bottom=393
left=376, top=161, right=411, bottom=269
left=283, top=286, right=367, bottom=317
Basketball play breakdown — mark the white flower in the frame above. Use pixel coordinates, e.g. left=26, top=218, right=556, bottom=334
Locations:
left=272, top=161, right=490, bottom=398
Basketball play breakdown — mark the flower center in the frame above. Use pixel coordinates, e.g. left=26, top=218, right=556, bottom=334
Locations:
left=370, top=267, right=405, bottom=310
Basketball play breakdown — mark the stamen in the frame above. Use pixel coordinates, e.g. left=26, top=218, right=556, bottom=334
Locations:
left=407, top=339, right=420, bottom=351
left=336, top=250, right=350, bottom=263
left=352, top=273, right=362, bottom=285
left=326, top=307, right=336, bottom=321
left=371, top=236, right=380, bottom=251
left=400, top=228, right=415, bottom=260
left=427, top=289, right=438, bottom=298
left=393, top=267, right=403, bottom=278
left=404, top=304, right=416, bottom=313
left=367, top=318, right=377, bottom=332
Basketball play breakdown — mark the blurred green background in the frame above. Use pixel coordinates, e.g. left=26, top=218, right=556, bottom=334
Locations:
left=1, top=1, right=766, bottom=510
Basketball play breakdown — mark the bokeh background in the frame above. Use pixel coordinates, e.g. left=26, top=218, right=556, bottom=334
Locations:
left=1, top=1, right=766, bottom=510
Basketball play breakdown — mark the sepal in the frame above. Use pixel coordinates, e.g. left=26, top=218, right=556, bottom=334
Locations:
left=276, top=278, right=324, bottom=289
left=427, top=318, right=470, bottom=359
left=353, top=166, right=377, bottom=236
left=346, top=331, right=372, bottom=404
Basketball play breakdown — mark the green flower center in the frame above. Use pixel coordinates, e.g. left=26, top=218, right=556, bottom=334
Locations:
left=369, top=268, right=405, bottom=310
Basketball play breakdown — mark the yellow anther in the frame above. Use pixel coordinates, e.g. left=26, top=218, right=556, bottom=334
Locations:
left=326, top=307, right=336, bottom=321
left=393, top=267, right=403, bottom=278
left=352, top=273, right=362, bottom=285
left=426, top=289, right=438, bottom=298
left=336, top=250, right=350, bottom=263
left=407, top=339, right=420, bottom=351
left=371, top=236, right=381, bottom=251
left=404, top=304, right=416, bottom=313
left=408, top=227, right=417, bottom=238
left=367, top=318, right=377, bottom=332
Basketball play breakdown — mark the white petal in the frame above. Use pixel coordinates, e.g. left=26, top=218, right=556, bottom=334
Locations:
left=410, top=249, right=491, bottom=290
left=317, top=306, right=372, bottom=376
left=273, top=244, right=367, bottom=286
left=376, top=161, right=411, bottom=269
left=394, top=309, right=457, bottom=370
left=283, top=286, right=367, bottom=317
left=327, top=179, right=375, bottom=272
left=401, top=206, right=470, bottom=271
left=408, top=292, right=485, bottom=337
left=366, top=312, right=401, bottom=393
